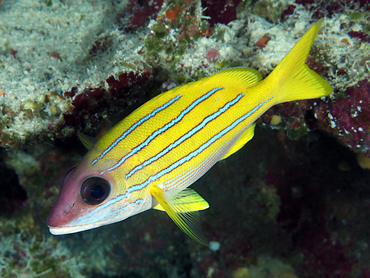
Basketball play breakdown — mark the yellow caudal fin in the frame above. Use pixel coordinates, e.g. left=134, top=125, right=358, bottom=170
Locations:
left=220, top=124, right=256, bottom=160
left=150, top=182, right=209, bottom=246
left=265, top=18, right=332, bottom=103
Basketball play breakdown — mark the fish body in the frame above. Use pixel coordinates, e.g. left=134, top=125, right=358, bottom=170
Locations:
left=47, top=19, right=332, bottom=244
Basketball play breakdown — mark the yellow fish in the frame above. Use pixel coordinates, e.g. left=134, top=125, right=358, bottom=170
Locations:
left=47, top=19, right=332, bottom=245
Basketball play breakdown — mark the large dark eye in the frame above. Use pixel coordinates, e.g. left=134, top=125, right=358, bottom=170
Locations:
left=80, top=177, right=110, bottom=205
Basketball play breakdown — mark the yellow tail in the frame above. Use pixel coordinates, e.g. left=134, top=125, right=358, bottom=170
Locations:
left=264, top=18, right=332, bottom=103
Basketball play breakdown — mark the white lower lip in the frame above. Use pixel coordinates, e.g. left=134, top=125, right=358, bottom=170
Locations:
left=49, top=226, right=83, bottom=235
left=48, top=223, right=98, bottom=235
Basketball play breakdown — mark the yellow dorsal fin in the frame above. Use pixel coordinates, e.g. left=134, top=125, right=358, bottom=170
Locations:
left=153, top=188, right=210, bottom=212
left=265, top=18, right=332, bottom=104
left=77, top=131, right=97, bottom=150
left=150, top=182, right=209, bottom=246
left=220, top=124, right=256, bottom=160
left=213, top=67, right=263, bottom=88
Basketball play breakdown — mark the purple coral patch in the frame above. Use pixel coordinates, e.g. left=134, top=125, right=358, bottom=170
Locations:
left=315, top=79, right=370, bottom=155
left=64, top=86, right=78, bottom=98
left=202, top=0, right=242, bottom=27
left=295, top=0, right=369, bottom=19
left=63, top=70, right=152, bottom=127
left=281, top=4, right=296, bottom=21
left=348, top=31, right=370, bottom=43
left=205, top=48, right=220, bottom=63
left=116, top=0, right=164, bottom=32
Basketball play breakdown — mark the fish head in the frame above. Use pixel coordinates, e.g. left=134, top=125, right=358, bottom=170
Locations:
left=47, top=153, right=152, bottom=235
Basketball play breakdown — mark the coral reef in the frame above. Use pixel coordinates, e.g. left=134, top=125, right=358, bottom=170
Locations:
left=0, top=233, right=86, bottom=278
left=315, top=79, right=370, bottom=155
left=0, top=0, right=151, bottom=147
left=1, top=0, right=368, bottom=154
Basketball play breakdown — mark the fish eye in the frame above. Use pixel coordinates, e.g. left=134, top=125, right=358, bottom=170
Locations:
left=80, top=177, right=111, bottom=205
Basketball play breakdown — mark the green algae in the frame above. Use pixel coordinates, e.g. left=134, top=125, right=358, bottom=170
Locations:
left=144, top=0, right=203, bottom=69
left=252, top=0, right=288, bottom=23
left=364, top=25, right=370, bottom=34
left=216, top=60, right=244, bottom=70
left=287, top=124, right=309, bottom=140
left=260, top=184, right=281, bottom=220
left=349, top=11, right=365, bottom=21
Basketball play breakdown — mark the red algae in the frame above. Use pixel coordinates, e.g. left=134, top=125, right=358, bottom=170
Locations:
left=165, top=5, right=180, bottom=21
left=306, top=46, right=331, bottom=77
left=261, top=78, right=370, bottom=154
left=254, top=35, right=269, bottom=49
left=64, top=86, right=78, bottom=98
left=314, top=79, right=370, bottom=155
left=281, top=4, right=296, bottom=21
left=205, top=48, right=220, bottom=63
left=348, top=31, right=370, bottom=43
left=202, top=0, right=242, bottom=27
left=115, top=0, right=164, bottom=32
left=63, top=70, right=153, bottom=127
left=293, top=0, right=369, bottom=19
left=297, top=227, right=353, bottom=278
left=259, top=98, right=315, bottom=140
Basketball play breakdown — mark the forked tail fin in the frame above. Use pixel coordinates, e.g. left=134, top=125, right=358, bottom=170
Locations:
left=264, top=18, right=333, bottom=104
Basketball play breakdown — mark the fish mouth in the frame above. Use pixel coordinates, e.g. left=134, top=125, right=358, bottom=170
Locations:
left=49, top=226, right=81, bottom=235
left=47, top=210, right=102, bottom=235
left=48, top=222, right=100, bottom=235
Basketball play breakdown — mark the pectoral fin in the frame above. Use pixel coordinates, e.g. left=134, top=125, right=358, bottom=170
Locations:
left=150, top=182, right=209, bottom=246
left=220, top=124, right=256, bottom=160
left=77, top=131, right=97, bottom=150
left=153, top=188, right=209, bottom=212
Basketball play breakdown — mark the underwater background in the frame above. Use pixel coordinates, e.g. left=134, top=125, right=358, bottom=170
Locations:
left=1, top=0, right=370, bottom=277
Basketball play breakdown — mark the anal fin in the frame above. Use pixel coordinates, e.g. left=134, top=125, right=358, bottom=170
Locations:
left=150, top=182, right=209, bottom=246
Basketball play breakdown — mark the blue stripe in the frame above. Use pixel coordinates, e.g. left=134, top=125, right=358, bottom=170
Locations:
left=91, top=95, right=182, bottom=165
left=99, top=87, right=224, bottom=175
left=127, top=95, right=274, bottom=194
left=74, top=95, right=275, bottom=225
left=125, top=93, right=244, bottom=179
